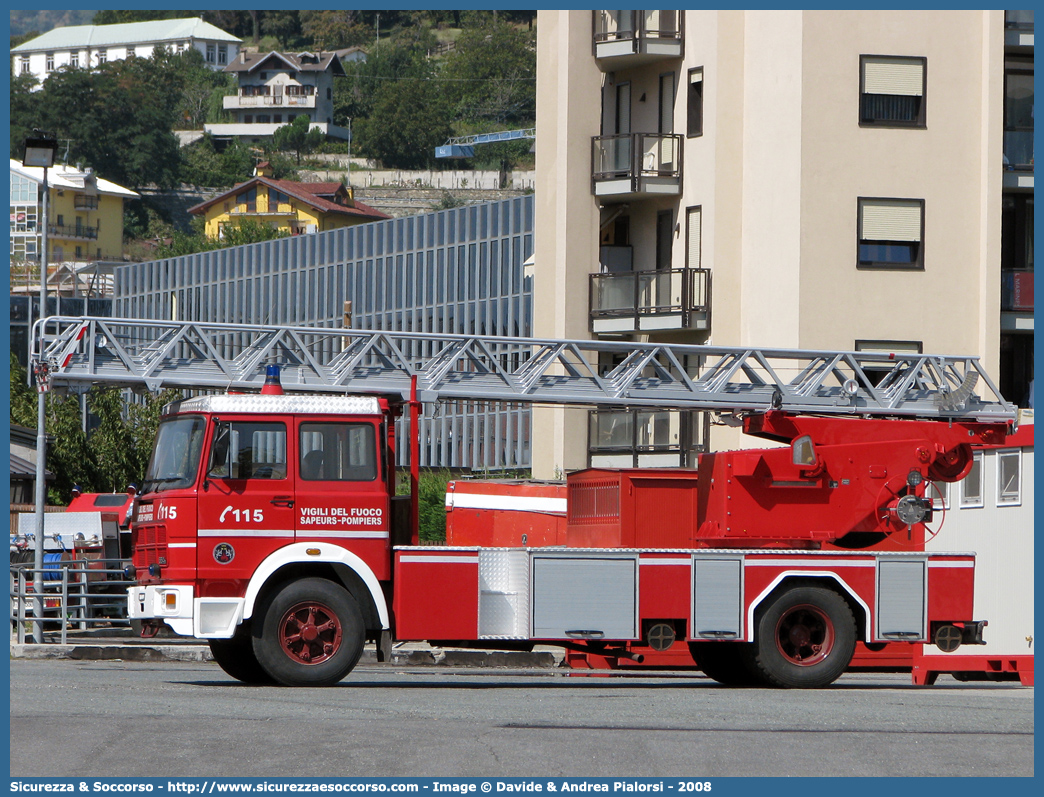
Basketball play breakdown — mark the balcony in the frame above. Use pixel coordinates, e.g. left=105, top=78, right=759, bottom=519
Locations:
left=592, top=133, right=681, bottom=201
left=49, top=223, right=98, bottom=240
left=588, top=408, right=708, bottom=469
left=224, top=89, right=318, bottom=111
left=590, top=267, right=710, bottom=334
left=1002, top=270, right=1034, bottom=312
left=73, top=195, right=99, bottom=211
left=592, top=10, right=683, bottom=70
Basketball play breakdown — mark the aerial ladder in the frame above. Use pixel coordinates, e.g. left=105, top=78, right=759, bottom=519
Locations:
left=33, top=316, right=1013, bottom=421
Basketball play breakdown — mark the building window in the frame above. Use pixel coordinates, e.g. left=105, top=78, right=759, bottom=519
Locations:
left=20, top=56, right=30, bottom=74
left=656, top=210, right=673, bottom=270
left=243, top=114, right=253, bottom=124
left=1004, top=57, right=1033, bottom=170
left=206, top=44, right=216, bottom=63
left=70, top=53, right=78, bottom=68
left=45, top=53, right=54, bottom=72
left=686, top=206, right=702, bottom=269
left=218, top=45, right=228, bottom=65
left=274, top=114, right=282, bottom=124
left=98, top=49, right=108, bottom=64
left=959, top=451, right=984, bottom=508
left=299, top=423, right=378, bottom=482
left=996, top=450, right=1021, bottom=506
left=327, top=87, right=332, bottom=100
left=260, top=72, right=267, bottom=80
left=854, top=340, right=923, bottom=387
left=857, top=198, right=924, bottom=269
left=687, top=68, right=704, bottom=137
left=860, top=55, right=926, bottom=127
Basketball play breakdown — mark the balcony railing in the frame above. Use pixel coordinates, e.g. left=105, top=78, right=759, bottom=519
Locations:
left=592, top=11, right=683, bottom=68
left=1004, top=129, right=1034, bottom=171
left=590, top=267, right=710, bottom=333
left=588, top=408, right=708, bottom=468
left=1002, top=270, right=1034, bottom=312
left=592, top=133, right=682, bottom=199
left=49, top=223, right=98, bottom=240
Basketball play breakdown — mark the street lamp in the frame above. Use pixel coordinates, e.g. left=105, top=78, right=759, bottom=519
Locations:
left=23, top=131, right=57, bottom=644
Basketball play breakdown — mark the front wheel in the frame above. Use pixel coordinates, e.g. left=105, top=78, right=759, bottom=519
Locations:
left=252, top=578, right=365, bottom=687
left=746, top=586, right=856, bottom=688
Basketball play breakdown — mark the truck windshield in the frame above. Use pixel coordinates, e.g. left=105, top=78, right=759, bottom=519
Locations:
left=142, top=416, right=206, bottom=493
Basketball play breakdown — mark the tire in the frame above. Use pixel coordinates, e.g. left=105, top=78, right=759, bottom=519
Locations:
left=209, top=621, right=276, bottom=685
left=689, top=641, right=766, bottom=686
left=252, top=578, right=365, bottom=687
left=746, top=586, right=857, bottom=688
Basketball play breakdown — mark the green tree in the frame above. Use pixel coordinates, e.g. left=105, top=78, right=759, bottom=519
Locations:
left=179, top=135, right=254, bottom=187
left=9, top=355, right=177, bottom=502
left=299, top=10, right=368, bottom=51
left=272, top=115, right=326, bottom=165
left=262, top=11, right=302, bottom=50
left=355, top=73, right=451, bottom=169
left=442, top=19, right=536, bottom=128
left=25, top=50, right=185, bottom=189
left=156, top=217, right=290, bottom=258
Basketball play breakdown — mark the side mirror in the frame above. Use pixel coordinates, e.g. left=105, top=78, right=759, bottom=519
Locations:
left=792, top=435, right=818, bottom=467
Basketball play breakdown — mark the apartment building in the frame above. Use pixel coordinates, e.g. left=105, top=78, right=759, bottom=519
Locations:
left=9, top=159, right=138, bottom=273
left=12, top=17, right=240, bottom=86
left=533, top=10, right=1033, bottom=478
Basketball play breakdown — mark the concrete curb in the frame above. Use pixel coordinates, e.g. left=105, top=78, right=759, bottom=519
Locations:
left=10, top=643, right=563, bottom=668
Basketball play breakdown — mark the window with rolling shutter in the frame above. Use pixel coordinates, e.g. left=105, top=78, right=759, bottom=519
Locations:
left=860, top=55, right=926, bottom=127
left=857, top=198, right=924, bottom=269
left=686, top=207, right=702, bottom=269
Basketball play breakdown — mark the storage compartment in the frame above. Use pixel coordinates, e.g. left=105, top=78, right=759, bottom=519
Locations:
left=876, top=558, right=927, bottom=641
left=692, top=556, right=743, bottom=639
left=531, top=554, right=637, bottom=640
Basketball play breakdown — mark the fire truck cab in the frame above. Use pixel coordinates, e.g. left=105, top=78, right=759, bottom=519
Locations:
left=128, top=393, right=404, bottom=685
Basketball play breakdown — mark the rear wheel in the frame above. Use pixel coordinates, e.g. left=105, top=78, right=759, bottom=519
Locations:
left=689, top=641, right=766, bottom=686
left=209, top=621, right=275, bottom=685
left=252, top=578, right=364, bottom=687
left=747, top=586, right=856, bottom=688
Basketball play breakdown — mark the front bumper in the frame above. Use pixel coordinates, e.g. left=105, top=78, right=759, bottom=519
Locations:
left=127, top=585, right=243, bottom=638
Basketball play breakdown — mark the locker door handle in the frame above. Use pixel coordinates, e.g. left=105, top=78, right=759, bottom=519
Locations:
left=564, top=630, right=604, bottom=639
left=271, top=497, right=295, bottom=508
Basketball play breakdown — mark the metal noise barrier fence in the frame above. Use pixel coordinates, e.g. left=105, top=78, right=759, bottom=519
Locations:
left=9, top=558, right=134, bottom=644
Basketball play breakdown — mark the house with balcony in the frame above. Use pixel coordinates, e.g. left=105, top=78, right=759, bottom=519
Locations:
left=12, top=17, right=241, bottom=87
left=187, top=164, right=389, bottom=239
left=9, top=159, right=138, bottom=290
left=205, top=51, right=350, bottom=144
left=533, top=10, right=1033, bottom=476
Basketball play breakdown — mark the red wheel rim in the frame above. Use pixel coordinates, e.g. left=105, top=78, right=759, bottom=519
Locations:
left=278, top=601, right=343, bottom=665
left=775, top=603, right=834, bottom=666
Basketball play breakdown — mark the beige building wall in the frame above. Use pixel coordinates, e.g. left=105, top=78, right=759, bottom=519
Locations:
left=534, top=10, right=1008, bottom=479
left=533, top=11, right=603, bottom=478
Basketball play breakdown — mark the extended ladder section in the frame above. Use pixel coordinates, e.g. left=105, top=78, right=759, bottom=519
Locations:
left=33, top=316, right=1015, bottom=421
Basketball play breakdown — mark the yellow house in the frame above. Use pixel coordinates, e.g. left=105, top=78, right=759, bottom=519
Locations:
left=9, top=159, right=138, bottom=266
left=188, top=164, right=389, bottom=240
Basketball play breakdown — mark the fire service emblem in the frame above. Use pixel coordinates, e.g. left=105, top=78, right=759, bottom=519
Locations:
left=213, top=543, right=235, bottom=564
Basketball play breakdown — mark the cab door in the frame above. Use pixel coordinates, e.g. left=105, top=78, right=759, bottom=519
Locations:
left=197, top=417, right=296, bottom=588
left=294, top=419, right=390, bottom=580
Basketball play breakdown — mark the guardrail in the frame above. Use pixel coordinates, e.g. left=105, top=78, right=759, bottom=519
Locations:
left=10, top=558, right=133, bottom=644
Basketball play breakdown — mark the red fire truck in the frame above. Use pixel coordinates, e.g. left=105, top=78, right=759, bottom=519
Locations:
left=34, top=318, right=1016, bottom=688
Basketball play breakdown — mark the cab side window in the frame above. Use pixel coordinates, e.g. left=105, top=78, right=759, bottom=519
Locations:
left=207, top=421, right=287, bottom=480
left=299, top=422, right=377, bottom=482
